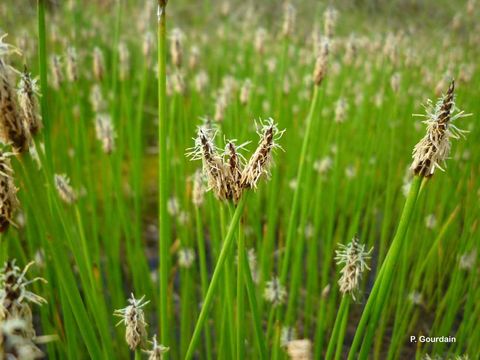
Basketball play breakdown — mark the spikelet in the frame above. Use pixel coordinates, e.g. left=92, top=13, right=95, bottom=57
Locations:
left=118, top=42, right=130, bottom=81
left=287, top=339, right=312, bottom=360
left=92, top=47, right=105, bottom=81
left=324, top=7, right=338, bottom=38
left=224, top=140, right=244, bottom=203
left=254, top=28, right=267, bottom=55
left=54, top=173, right=77, bottom=204
left=335, top=236, right=372, bottom=300
left=0, top=260, right=47, bottom=343
left=89, top=84, right=106, bottom=113
left=114, top=294, right=149, bottom=350
left=239, top=79, right=252, bottom=105
left=189, top=46, right=200, bottom=70
left=188, top=126, right=229, bottom=200
left=50, top=55, right=63, bottom=90
left=0, top=318, right=44, bottom=359
left=170, top=28, right=184, bottom=68
left=313, top=38, right=329, bottom=86
left=65, top=47, right=78, bottom=82
left=282, top=3, right=296, bottom=38
left=178, top=247, right=196, bottom=268
left=143, top=32, right=154, bottom=65
left=192, top=169, right=205, bottom=207
left=17, top=68, right=42, bottom=136
left=194, top=71, right=209, bottom=92
left=240, top=118, right=284, bottom=189
left=334, top=98, right=347, bottom=123
left=411, top=80, right=469, bottom=177
left=264, top=277, right=287, bottom=306
left=142, top=335, right=169, bottom=360
left=0, top=151, right=19, bottom=232
left=0, top=60, right=30, bottom=153
left=94, top=113, right=116, bottom=154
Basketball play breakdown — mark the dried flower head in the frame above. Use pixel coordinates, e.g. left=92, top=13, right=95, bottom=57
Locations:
left=287, top=339, right=312, bottom=360
left=0, top=60, right=30, bottom=153
left=241, top=118, right=284, bottom=189
left=94, top=113, right=116, bottom=154
left=224, top=140, right=246, bottom=203
left=142, top=335, right=169, bottom=360
left=114, top=294, right=149, bottom=350
left=411, top=80, right=470, bottom=177
left=240, top=79, right=252, bottom=105
left=264, top=276, right=287, bottom=306
left=0, top=151, right=19, bottom=232
left=54, top=173, right=77, bottom=204
left=17, top=69, right=42, bottom=136
left=335, top=237, right=373, bottom=300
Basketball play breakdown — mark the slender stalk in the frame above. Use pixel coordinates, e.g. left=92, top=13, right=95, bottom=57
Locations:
left=325, top=296, right=350, bottom=360
left=348, top=176, right=423, bottom=359
left=185, top=195, right=248, bottom=360
left=157, top=0, right=170, bottom=350
left=237, top=223, right=246, bottom=360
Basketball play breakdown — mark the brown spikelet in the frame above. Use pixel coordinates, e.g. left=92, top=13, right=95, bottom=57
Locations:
left=313, top=39, right=329, bottom=86
left=411, top=80, right=468, bottom=178
left=0, top=60, right=30, bottom=153
left=0, top=152, right=19, bottom=232
left=225, top=141, right=243, bottom=203
left=241, top=119, right=283, bottom=189
left=18, top=68, right=42, bottom=136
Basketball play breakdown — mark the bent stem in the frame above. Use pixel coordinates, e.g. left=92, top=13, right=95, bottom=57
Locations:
left=185, top=195, right=248, bottom=360
left=348, top=175, right=423, bottom=359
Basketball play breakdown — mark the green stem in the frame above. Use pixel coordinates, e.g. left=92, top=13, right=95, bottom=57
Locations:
left=185, top=195, right=248, bottom=360
left=325, top=296, right=350, bottom=360
left=157, top=0, right=170, bottom=350
left=348, top=176, right=423, bottom=359
left=237, top=223, right=245, bottom=360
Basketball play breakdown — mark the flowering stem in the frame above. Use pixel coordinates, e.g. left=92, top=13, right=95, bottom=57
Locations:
left=325, top=295, right=350, bottom=360
left=185, top=195, right=248, bottom=360
left=157, top=0, right=170, bottom=351
left=348, top=175, right=423, bottom=359
left=134, top=348, right=141, bottom=360
left=237, top=222, right=246, bottom=360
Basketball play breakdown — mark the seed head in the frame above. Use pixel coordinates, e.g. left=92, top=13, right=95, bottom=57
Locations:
left=240, top=118, right=284, bottom=189
left=50, top=55, right=63, bottom=90
left=178, top=248, right=196, bottom=268
left=0, top=60, right=30, bottom=153
left=94, top=113, right=116, bottom=154
left=313, top=38, right=329, bottom=86
left=192, top=169, right=205, bottom=207
left=254, top=28, right=267, bottom=55
left=170, top=28, right=184, bottom=68
left=0, top=318, right=44, bottom=359
left=89, top=84, right=106, bottom=113
left=324, top=7, right=338, bottom=38
left=189, top=46, right=200, bottom=70
left=0, top=152, right=19, bottom=232
left=142, top=335, right=169, bottom=360
left=17, top=69, right=42, bottom=136
left=54, top=173, right=77, bottom=204
left=0, top=260, right=47, bottom=341
left=92, top=47, right=105, bottom=81
left=118, top=42, right=130, bottom=81
left=264, top=276, right=287, bottom=307
left=65, top=47, right=78, bottom=82
left=188, top=126, right=229, bottom=200
left=239, top=79, right=252, bottom=105
left=335, top=236, right=373, bottom=300
left=334, top=98, right=347, bottom=123
left=282, top=3, right=296, bottom=38
left=224, top=140, right=245, bottom=203
left=114, top=294, right=149, bottom=350
left=411, top=80, right=470, bottom=177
